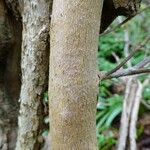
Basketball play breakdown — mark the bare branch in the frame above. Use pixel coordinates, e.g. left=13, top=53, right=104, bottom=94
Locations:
left=141, top=99, right=150, bottom=110
left=124, top=28, right=131, bottom=67
left=129, top=81, right=143, bottom=150
left=100, top=55, right=150, bottom=80
left=101, top=68, right=150, bottom=80
left=112, top=52, right=120, bottom=63
left=117, top=78, right=136, bottom=150
left=100, top=16, right=133, bottom=37
left=135, top=57, right=150, bottom=68
left=105, top=36, right=150, bottom=77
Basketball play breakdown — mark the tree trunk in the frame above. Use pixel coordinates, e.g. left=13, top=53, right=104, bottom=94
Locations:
left=49, top=0, right=103, bottom=149
left=15, top=1, right=51, bottom=149
left=0, top=0, right=22, bottom=149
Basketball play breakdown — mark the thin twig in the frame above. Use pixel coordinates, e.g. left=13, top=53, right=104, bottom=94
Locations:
left=100, top=16, right=133, bottom=37
left=124, top=28, right=131, bottom=67
left=141, top=99, right=150, bottom=110
left=112, top=52, right=120, bottom=63
left=101, top=68, right=150, bottom=80
left=135, top=56, right=150, bottom=68
left=105, top=36, right=150, bottom=77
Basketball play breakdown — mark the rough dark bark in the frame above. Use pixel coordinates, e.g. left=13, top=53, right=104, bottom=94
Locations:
left=0, top=0, right=22, bottom=149
left=100, top=0, right=142, bottom=33
left=100, top=0, right=116, bottom=33
left=15, top=1, right=51, bottom=149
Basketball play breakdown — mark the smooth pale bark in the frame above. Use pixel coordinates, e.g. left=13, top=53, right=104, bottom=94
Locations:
left=15, top=1, right=51, bottom=149
left=49, top=0, right=103, bottom=149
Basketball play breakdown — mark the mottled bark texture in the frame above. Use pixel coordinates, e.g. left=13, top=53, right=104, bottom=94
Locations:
left=15, top=0, right=51, bottom=150
left=0, top=0, right=22, bottom=149
left=49, top=0, right=103, bottom=149
left=100, top=0, right=141, bottom=33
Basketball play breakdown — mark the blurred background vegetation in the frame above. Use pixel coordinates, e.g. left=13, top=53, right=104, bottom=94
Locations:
left=97, top=2, right=150, bottom=149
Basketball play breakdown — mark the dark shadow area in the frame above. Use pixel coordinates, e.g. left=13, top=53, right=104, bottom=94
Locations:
left=0, top=0, right=22, bottom=149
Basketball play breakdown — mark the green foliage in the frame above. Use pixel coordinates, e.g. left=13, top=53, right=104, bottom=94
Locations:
left=97, top=94, right=123, bottom=132
left=42, top=92, right=49, bottom=139
left=143, top=86, right=150, bottom=100
left=98, top=35, right=124, bottom=58
left=44, top=116, right=49, bottom=124
left=131, top=51, right=145, bottom=66
left=137, top=125, right=144, bottom=138
left=97, top=133, right=117, bottom=150
left=98, top=34, right=124, bottom=71
left=42, top=130, right=49, bottom=137
left=44, top=91, right=49, bottom=103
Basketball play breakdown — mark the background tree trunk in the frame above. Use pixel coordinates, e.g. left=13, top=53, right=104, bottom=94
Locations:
left=0, top=0, right=22, bottom=149
left=15, top=1, right=51, bottom=149
left=49, top=0, right=103, bottom=149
